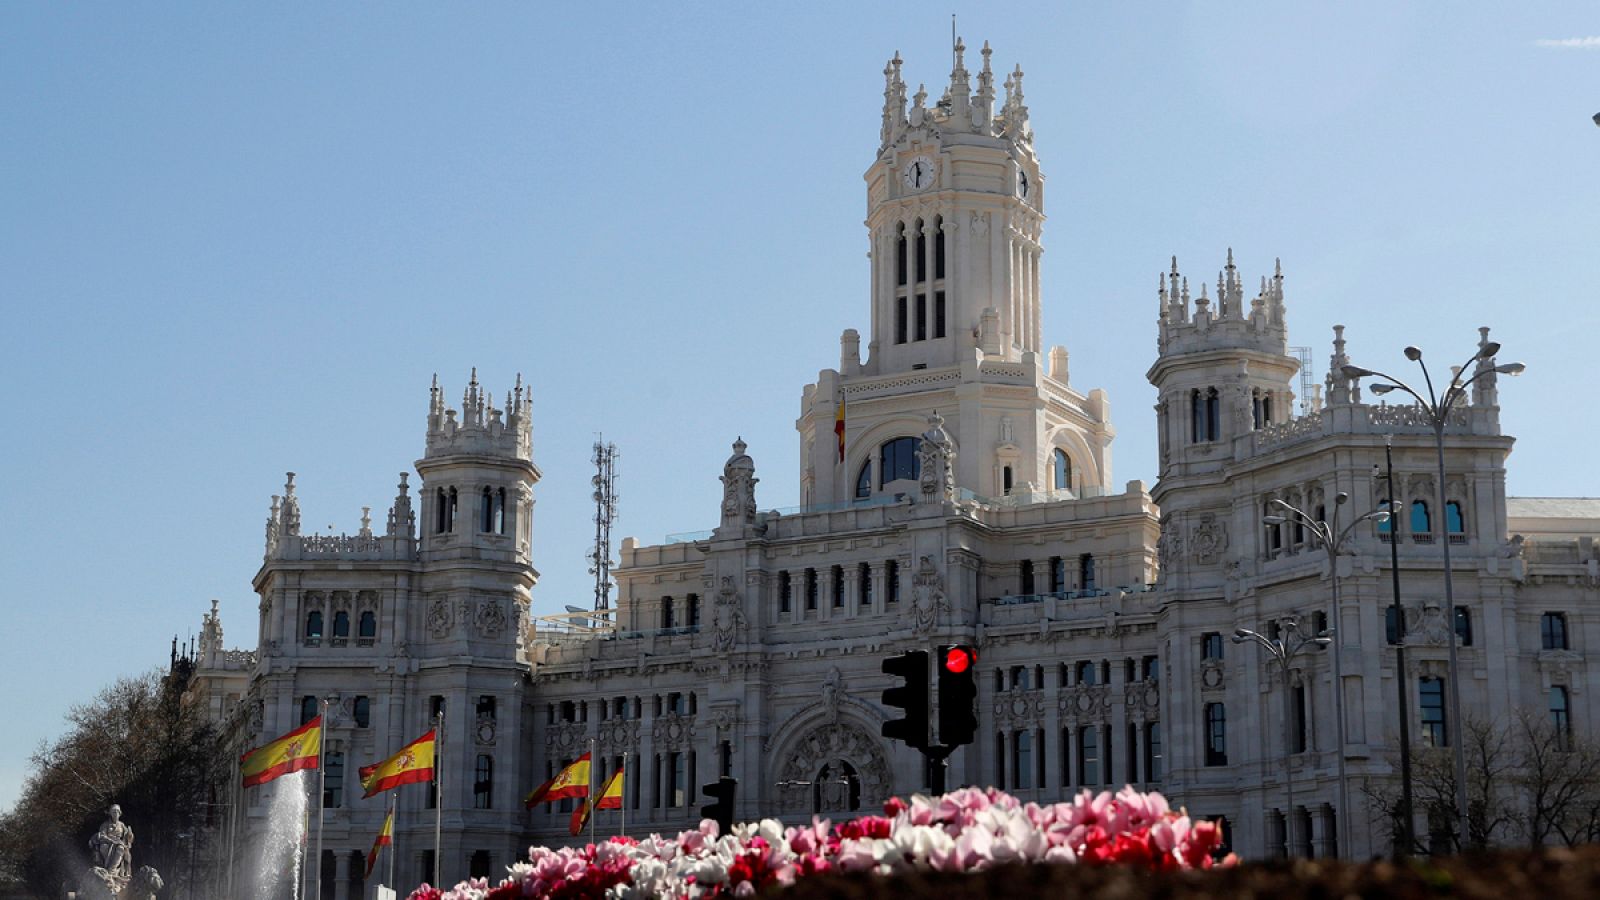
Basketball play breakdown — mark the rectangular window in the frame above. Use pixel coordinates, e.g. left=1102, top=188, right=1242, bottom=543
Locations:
left=1060, top=727, right=1072, bottom=787
left=779, top=571, right=792, bottom=613
left=1103, top=725, right=1114, bottom=786
left=895, top=296, right=907, bottom=344
left=886, top=560, right=899, bottom=604
left=832, top=566, right=844, bottom=608
left=934, top=291, right=946, bottom=339
left=805, top=569, right=818, bottom=610
left=687, top=594, right=700, bottom=628
left=670, top=752, right=685, bottom=808
left=897, top=231, right=908, bottom=286
left=1078, top=727, right=1100, bottom=786
left=1551, top=686, right=1572, bottom=749
left=915, top=294, right=927, bottom=341
left=935, top=227, right=946, bottom=279
left=1075, top=661, right=1095, bottom=686
left=474, top=754, right=493, bottom=809
left=1013, top=730, right=1032, bottom=790
left=859, top=563, right=873, bottom=608
left=1454, top=606, right=1472, bottom=647
left=915, top=231, right=927, bottom=282
left=477, top=695, right=496, bottom=721
left=1542, top=612, right=1569, bottom=650
left=1419, top=677, right=1447, bottom=747
left=324, top=751, right=344, bottom=809
left=1205, top=703, right=1227, bottom=766
left=1079, top=554, right=1097, bottom=591
left=1292, top=684, right=1308, bottom=753
left=1201, top=632, right=1224, bottom=660
left=995, top=732, right=1006, bottom=790
left=1019, top=560, right=1035, bottom=596
left=1142, top=655, right=1160, bottom=682
left=1386, top=605, right=1406, bottom=645
left=1049, top=556, right=1065, bottom=593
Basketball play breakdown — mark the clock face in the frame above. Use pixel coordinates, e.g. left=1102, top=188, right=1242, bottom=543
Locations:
left=1017, top=169, right=1031, bottom=199
left=901, top=154, right=936, bottom=192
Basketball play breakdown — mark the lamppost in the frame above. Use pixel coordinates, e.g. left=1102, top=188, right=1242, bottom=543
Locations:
left=1341, top=337, right=1525, bottom=848
left=1234, top=620, right=1332, bottom=858
left=1263, top=492, right=1390, bottom=859
left=1375, top=436, right=1417, bottom=855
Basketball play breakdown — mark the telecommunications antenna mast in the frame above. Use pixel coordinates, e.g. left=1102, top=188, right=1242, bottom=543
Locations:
left=1291, top=346, right=1316, bottom=414
left=589, top=437, right=619, bottom=611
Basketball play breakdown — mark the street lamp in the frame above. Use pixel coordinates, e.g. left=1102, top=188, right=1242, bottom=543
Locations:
left=1342, top=336, right=1525, bottom=849
left=1375, top=438, right=1417, bottom=855
left=1263, top=492, right=1389, bottom=858
left=1234, top=621, right=1331, bottom=857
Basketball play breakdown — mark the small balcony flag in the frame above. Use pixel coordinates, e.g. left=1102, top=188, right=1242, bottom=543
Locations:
left=240, top=716, right=322, bottom=788
left=525, top=752, right=592, bottom=808
left=359, top=729, right=437, bottom=798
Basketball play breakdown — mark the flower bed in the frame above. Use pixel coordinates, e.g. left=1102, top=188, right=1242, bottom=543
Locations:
left=406, top=786, right=1231, bottom=899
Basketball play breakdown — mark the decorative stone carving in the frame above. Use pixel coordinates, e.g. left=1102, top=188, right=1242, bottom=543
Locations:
left=1059, top=684, right=1112, bottom=723
left=776, top=722, right=892, bottom=813
left=476, top=598, right=507, bottom=639
left=709, top=704, right=740, bottom=735
left=545, top=721, right=587, bottom=753
left=651, top=714, right=696, bottom=752
left=598, top=718, right=639, bottom=752
left=821, top=667, right=844, bottom=724
left=1191, top=513, right=1229, bottom=565
left=995, top=690, right=1044, bottom=729
left=86, top=804, right=137, bottom=897
left=910, top=556, right=948, bottom=635
left=1156, top=517, right=1182, bottom=577
left=427, top=597, right=452, bottom=639
left=917, top=413, right=957, bottom=503
left=1199, top=659, right=1226, bottom=692
left=475, top=714, right=497, bottom=746
left=720, top=438, right=759, bottom=526
left=712, top=576, right=746, bottom=653
left=1124, top=682, right=1162, bottom=719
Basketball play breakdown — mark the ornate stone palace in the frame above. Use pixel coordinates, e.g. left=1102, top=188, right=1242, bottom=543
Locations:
left=186, top=41, right=1599, bottom=896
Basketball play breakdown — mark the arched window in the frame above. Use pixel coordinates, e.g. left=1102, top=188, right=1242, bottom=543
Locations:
left=1252, top=389, right=1264, bottom=430
left=1190, top=389, right=1204, bottom=442
left=305, top=610, right=324, bottom=639
left=332, top=610, right=350, bottom=638
left=1205, top=389, right=1220, bottom=441
left=879, top=437, right=920, bottom=485
left=914, top=218, right=927, bottom=283
left=1053, top=449, right=1071, bottom=492
left=895, top=222, right=908, bottom=287
left=435, top=488, right=448, bottom=534
left=445, top=487, right=458, bottom=532
left=934, top=216, right=946, bottom=280
left=358, top=610, right=377, bottom=639
left=1263, top=394, right=1274, bottom=424
left=1446, top=501, right=1464, bottom=535
left=480, top=487, right=494, bottom=533
left=855, top=461, right=872, bottom=500
left=353, top=695, right=371, bottom=728
left=1410, top=500, right=1431, bottom=534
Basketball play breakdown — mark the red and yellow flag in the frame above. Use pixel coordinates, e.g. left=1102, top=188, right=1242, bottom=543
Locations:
left=359, top=730, right=436, bottom=798
left=525, top=753, right=591, bottom=808
left=834, top=396, right=846, bottom=462
left=570, top=767, right=624, bottom=835
left=240, top=716, right=322, bottom=788
left=363, top=806, right=394, bottom=879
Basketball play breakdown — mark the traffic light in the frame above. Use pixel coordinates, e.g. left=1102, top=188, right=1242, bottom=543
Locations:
left=937, top=644, right=979, bottom=748
left=881, top=650, right=930, bottom=750
left=700, top=776, right=737, bottom=834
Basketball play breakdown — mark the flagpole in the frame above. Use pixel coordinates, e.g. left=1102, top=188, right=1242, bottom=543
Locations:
left=620, top=751, right=628, bottom=839
left=225, top=757, right=238, bottom=899
left=387, top=794, right=396, bottom=893
left=314, top=703, right=328, bottom=900
left=433, top=708, right=444, bottom=889
left=589, top=739, right=598, bottom=845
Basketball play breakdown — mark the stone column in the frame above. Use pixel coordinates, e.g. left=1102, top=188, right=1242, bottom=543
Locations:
left=334, top=851, right=351, bottom=900
left=941, top=215, right=957, bottom=340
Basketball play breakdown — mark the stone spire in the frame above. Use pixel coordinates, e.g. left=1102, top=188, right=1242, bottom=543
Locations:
left=387, top=472, right=415, bottom=538
left=881, top=52, right=906, bottom=148
left=1325, top=324, right=1354, bottom=405
left=974, top=41, right=996, bottom=132
left=946, top=36, right=971, bottom=125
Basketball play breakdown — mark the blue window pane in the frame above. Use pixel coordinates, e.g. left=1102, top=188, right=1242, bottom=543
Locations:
left=1410, top=501, right=1431, bottom=534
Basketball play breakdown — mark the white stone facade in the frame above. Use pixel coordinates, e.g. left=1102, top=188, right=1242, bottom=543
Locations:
left=187, top=43, right=1600, bottom=890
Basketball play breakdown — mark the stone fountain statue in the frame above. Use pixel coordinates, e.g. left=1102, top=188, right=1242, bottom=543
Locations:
left=83, top=804, right=161, bottom=899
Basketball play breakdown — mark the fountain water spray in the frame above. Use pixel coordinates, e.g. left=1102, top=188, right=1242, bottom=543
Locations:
left=255, top=770, right=309, bottom=900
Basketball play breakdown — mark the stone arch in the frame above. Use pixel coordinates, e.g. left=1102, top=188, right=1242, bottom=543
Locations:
left=1041, top=424, right=1100, bottom=493
left=769, top=707, right=894, bottom=816
left=844, top=415, right=960, bottom=501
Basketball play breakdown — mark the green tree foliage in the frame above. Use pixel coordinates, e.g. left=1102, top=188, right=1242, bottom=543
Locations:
left=0, top=667, right=224, bottom=897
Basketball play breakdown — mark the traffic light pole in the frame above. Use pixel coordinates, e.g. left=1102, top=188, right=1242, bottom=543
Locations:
left=923, top=744, right=953, bottom=795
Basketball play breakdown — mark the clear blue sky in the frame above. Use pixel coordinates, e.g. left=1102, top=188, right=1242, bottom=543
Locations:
left=2, top=2, right=1595, bottom=812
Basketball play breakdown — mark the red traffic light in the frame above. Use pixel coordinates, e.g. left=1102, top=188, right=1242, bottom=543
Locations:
left=943, top=646, right=974, bottom=674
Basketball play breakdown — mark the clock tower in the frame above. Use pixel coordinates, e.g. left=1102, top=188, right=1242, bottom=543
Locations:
left=797, top=42, right=1114, bottom=506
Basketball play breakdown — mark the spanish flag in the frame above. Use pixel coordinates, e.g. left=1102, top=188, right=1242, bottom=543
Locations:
left=240, top=716, right=322, bottom=788
left=834, top=395, right=846, bottom=462
left=570, top=767, right=624, bottom=835
left=363, top=806, right=394, bottom=879
left=524, top=753, right=591, bottom=808
left=359, top=730, right=436, bottom=798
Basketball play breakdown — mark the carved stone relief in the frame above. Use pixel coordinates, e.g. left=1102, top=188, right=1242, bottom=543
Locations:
left=1191, top=513, right=1229, bottom=565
